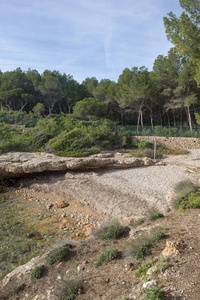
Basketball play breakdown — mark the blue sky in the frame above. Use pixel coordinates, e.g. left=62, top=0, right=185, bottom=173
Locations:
left=0, top=0, right=184, bottom=83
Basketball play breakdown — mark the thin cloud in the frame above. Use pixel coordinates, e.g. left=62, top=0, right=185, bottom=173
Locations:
left=0, top=0, right=184, bottom=82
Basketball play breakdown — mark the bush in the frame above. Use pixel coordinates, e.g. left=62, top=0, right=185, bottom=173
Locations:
left=173, top=180, right=200, bottom=210
left=152, top=231, right=166, bottom=243
left=137, top=140, right=153, bottom=149
left=135, top=262, right=151, bottom=278
left=144, top=285, right=165, bottom=300
left=94, top=249, right=119, bottom=268
left=31, top=265, right=45, bottom=279
left=95, top=221, right=130, bottom=240
left=47, top=243, right=72, bottom=264
left=148, top=211, right=164, bottom=221
left=129, top=237, right=152, bottom=260
left=57, top=279, right=83, bottom=300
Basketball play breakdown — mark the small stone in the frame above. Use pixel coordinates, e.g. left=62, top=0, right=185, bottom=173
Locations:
left=46, top=203, right=54, bottom=209
left=146, top=266, right=157, bottom=276
left=143, top=280, right=157, bottom=289
left=56, top=201, right=69, bottom=208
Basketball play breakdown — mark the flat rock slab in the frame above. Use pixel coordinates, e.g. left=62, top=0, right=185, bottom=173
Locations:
left=0, top=152, right=156, bottom=180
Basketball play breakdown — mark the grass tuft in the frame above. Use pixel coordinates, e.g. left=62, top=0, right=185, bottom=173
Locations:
left=94, top=249, right=119, bottom=268
left=47, top=243, right=72, bottom=265
left=95, top=221, right=130, bottom=240
left=13, top=283, right=26, bottom=295
left=31, top=265, right=45, bottom=279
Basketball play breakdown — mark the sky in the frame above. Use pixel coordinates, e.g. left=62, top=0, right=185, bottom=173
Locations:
left=0, top=0, right=184, bottom=83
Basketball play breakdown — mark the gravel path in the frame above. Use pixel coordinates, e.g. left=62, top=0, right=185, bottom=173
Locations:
left=28, top=149, right=200, bottom=222
left=82, top=149, right=200, bottom=221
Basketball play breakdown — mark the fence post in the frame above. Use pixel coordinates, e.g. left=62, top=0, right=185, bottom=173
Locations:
left=154, top=135, right=157, bottom=160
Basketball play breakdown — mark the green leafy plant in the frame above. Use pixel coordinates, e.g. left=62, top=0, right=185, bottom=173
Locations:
left=31, top=265, right=45, bottom=279
left=13, top=283, right=26, bottom=295
left=135, top=262, right=151, bottom=278
left=144, top=285, right=165, bottom=300
left=173, top=180, right=200, bottom=210
left=47, top=243, right=72, bottom=265
left=95, top=221, right=130, bottom=240
left=94, top=249, right=119, bottom=268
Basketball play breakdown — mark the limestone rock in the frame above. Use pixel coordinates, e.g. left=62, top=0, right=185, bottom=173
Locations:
left=146, top=266, right=158, bottom=276
left=2, top=253, right=47, bottom=286
left=143, top=280, right=157, bottom=289
left=166, top=190, right=177, bottom=209
left=162, top=240, right=181, bottom=257
left=143, top=157, right=156, bottom=166
left=0, top=152, right=151, bottom=180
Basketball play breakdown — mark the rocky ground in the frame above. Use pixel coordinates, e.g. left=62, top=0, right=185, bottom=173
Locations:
left=1, top=149, right=200, bottom=299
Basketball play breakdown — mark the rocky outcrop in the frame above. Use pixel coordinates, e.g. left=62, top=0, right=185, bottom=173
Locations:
left=0, top=152, right=157, bottom=180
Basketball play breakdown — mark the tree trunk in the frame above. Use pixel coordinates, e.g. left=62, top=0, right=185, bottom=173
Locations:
left=140, top=110, right=144, bottom=131
left=187, top=105, right=192, bottom=131
left=167, top=111, right=170, bottom=128
left=137, top=112, right=140, bottom=134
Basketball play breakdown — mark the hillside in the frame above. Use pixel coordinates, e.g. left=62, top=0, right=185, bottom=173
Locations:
left=0, top=149, right=200, bottom=299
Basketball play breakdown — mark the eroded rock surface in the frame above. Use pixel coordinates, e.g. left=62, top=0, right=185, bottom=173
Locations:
left=0, top=152, right=156, bottom=180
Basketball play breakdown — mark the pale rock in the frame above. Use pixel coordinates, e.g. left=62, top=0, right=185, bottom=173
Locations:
left=143, top=280, right=157, bottom=289
left=162, top=240, right=181, bottom=257
left=146, top=266, right=157, bottom=276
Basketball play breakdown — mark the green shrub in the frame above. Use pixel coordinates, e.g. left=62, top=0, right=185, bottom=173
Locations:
left=95, top=221, right=130, bottom=240
left=173, top=180, right=197, bottom=196
left=152, top=232, right=166, bottom=243
left=137, top=219, right=144, bottom=225
left=13, top=283, right=26, bottom=295
left=57, top=279, right=83, bottom=300
left=31, top=265, right=45, bottom=279
left=144, top=285, right=165, bottom=300
left=148, top=212, right=164, bottom=221
left=177, top=191, right=200, bottom=210
left=47, top=243, right=72, bottom=265
left=173, top=181, right=200, bottom=210
left=135, top=262, right=151, bottom=278
left=187, top=192, right=200, bottom=208
left=94, top=249, right=119, bottom=268
left=129, top=237, right=152, bottom=260
left=137, top=140, right=153, bottom=149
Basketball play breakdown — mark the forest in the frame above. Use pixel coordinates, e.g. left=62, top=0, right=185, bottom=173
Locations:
left=0, top=0, right=200, bottom=156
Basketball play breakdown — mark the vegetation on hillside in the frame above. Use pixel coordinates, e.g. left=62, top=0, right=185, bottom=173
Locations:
left=0, top=0, right=200, bottom=155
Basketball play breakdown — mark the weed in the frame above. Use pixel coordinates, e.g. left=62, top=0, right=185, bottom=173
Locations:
left=137, top=219, right=144, bottom=225
left=144, top=285, right=165, bottom=300
left=94, top=249, right=119, bottom=268
left=31, top=265, right=45, bottom=279
left=95, top=221, right=130, bottom=240
left=13, top=283, right=25, bottom=295
left=83, top=246, right=88, bottom=254
left=57, top=279, right=83, bottom=300
left=120, top=297, right=130, bottom=300
left=47, top=243, right=72, bottom=265
left=148, top=212, right=164, bottom=221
